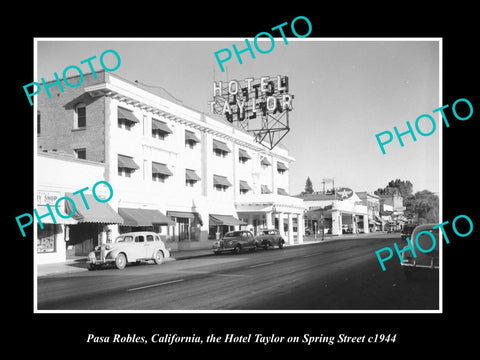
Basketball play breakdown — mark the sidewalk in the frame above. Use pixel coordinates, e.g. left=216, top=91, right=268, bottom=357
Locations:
left=36, top=232, right=389, bottom=277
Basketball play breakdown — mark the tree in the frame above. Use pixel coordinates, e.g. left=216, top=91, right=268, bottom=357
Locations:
left=374, top=179, right=413, bottom=198
left=304, top=177, right=314, bottom=194
left=406, top=190, right=439, bottom=224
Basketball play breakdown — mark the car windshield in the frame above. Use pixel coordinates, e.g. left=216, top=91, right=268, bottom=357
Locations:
left=262, top=230, right=269, bottom=235
left=225, top=231, right=242, bottom=238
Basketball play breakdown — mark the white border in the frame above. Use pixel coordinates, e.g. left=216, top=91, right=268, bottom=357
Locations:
left=33, top=37, right=443, bottom=314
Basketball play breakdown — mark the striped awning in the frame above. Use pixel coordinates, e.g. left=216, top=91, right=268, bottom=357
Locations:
left=213, top=175, right=232, bottom=187
left=65, top=194, right=124, bottom=224
left=185, top=130, right=200, bottom=143
left=185, top=169, right=201, bottom=181
left=119, top=208, right=174, bottom=226
left=118, top=107, right=140, bottom=123
left=277, top=161, right=288, bottom=171
left=213, top=139, right=231, bottom=153
left=261, top=157, right=271, bottom=166
left=152, top=119, right=172, bottom=134
left=152, top=162, right=173, bottom=176
left=239, top=180, right=252, bottom=191
left=277, top=188, right=289, bottom=196
left=238, top=148, right=251, bottom=160
left=118, top=154, right=139, bottom=170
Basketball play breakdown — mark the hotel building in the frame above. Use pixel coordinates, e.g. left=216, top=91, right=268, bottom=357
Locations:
left=36, top=70, right=305, bottom=262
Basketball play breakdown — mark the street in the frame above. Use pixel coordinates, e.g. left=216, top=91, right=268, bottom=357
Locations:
left=37, top=234, right=439, bottom=311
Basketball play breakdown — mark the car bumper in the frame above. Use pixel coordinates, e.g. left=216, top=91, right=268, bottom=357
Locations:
left=87, top=251, right=115, bottom=265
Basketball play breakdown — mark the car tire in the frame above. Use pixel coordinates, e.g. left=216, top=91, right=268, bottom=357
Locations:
left=88, top=264, right=97, bottom=271
left=279, top=240, right=285, bottom=249
left=263, top=243, right=269, bottom=250
left=115, top=253, right=127, bottom=270
left=153, top=250, right=164, bottom=265
left=233, top=245, right=241, bottom=254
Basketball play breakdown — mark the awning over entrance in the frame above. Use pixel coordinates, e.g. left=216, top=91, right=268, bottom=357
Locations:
left=65, top=194, right=124, bottom=224
left=167, top=211, right=203, bottom=226
left=209, top=214, right=246, bottom=226
left=118, top=207, right=174, bottom=226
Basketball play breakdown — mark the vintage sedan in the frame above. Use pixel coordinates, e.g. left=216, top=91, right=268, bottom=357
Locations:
left=255, top=229, right=285, bottom=249
left=400, top=224, right=439, bottom=279
left=212, top=230, right=258, bottom=254
left=87, top=231, right=170, bottom=270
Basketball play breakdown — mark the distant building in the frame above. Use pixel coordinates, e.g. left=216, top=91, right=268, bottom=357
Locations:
left=297, top=191, right=368, bottom=236
left=356, top=192, right=383, bottom=231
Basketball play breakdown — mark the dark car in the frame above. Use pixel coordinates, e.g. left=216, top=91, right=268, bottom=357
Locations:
left=255, top=229, right=285, bottom=249
left=212, top=230, right=258, bottom=254
left=401, top=224, right=439, bottom=279
left=400, top=224, right=417, bottom=242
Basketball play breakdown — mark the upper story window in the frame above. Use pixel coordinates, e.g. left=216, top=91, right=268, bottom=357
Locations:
left=185, top=169, right=201, bottom=187
left=152, top=119, right=172, bottom=140
left=261, top=157, right=271, bottom=168
left=239, top=180, right=252, bottom=194
left=238, top=149, right=251, bottom=163
left=152, top=162, right=173, bottom=183
left=277, top=161, right=288, bottom=174
left=261, top=185, right=272, bottom=194
left=74, top=148, right=86, bottom=160
left=185, top=130, right=200, bottom=149
left=118, top=107, right=139, bottom=131
left=213, top=139, right=231, bottom=157
left=213, top=174, right=232, bottom=192
left=74, top=103, right=86, bottom=129
left=277, top=188, right=289, bottom=196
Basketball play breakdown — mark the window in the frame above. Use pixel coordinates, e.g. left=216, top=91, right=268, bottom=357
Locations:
left=118, top=168, right=133, bottom=177
left=213, top=175, right=231, bottom=192
left=147, top=235, right=154, bottom=242
left=185, top=169, right=201, bottom=187
left=118, top=154, right=139, bottom=178
left=152, top=119, right=172, bottom=140
left=152, top=162, right=173, bottom=183
left=185, top=130, right=200, bottom=148
left=135, top=236, right=145, bottom=243
left=74, top=148, right=86, bottom=160
left=277, top=161, right=288, bottom=174
left=73, top=103, right=86, bottom=129
left=118, top=119, right=133, bottom=130
left=238, top=149, right=251, bottom=163
left=118, top=107, right=139, bottom=130
left=37, top=111, right=40, bottom=135
left=212, top=139, right=231, bottom=157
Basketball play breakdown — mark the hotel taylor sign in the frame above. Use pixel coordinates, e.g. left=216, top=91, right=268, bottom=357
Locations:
left=208, top=75, right=293, bottom=150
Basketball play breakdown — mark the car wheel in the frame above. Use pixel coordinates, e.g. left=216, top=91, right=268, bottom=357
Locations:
left=88, top=264, right=97, bottom=271
left=115, top=253, right=127, bottom=270
left=233, top=245, right=241, bottom=254
left=263, top=243, right=269, bottom=250
left=279, top=240, right=285, bottom=249
left=153, top=250, right=164, bottom=265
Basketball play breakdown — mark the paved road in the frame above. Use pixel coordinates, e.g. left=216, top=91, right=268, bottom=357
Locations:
left=37, top=234, right=439, bottom=310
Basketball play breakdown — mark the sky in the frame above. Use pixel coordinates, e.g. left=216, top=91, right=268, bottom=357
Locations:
left=36, top=38, right=440, bottom=196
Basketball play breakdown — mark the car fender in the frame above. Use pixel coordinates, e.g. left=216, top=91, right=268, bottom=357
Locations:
left=106, top=249, right=128, bottom=262
left=152, top=246, right=169, bottom=259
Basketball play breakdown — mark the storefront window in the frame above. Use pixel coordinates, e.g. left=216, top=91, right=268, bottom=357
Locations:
left=37, top=224, right=58, bottom=253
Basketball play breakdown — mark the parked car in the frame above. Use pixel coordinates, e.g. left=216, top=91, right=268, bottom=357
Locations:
left=212, top=230, right=258, bottom=254
left=400, top=223, right=417, bottom=242
left=256, top=229, right=285, bottom=249
left=87, top=231, right=170, bottom=270
left=400, top=224, right=439, bottom=279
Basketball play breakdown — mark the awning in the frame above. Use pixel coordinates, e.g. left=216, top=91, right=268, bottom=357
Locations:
left=213, top=174, right=232, bottom=187
left=369, top=219, right=381, bottom=225
left=261, top=157, right=271, bottom=166
left=118, top=154, right=139, bottom=170
left=213, top=139, right=231, bottom=153
left=36, top=205, right=78, bottom=224
left=152, top=118, right=173, bottom=134
left=118, top=107, right=140, bottom=123
left=239, top=180, right=252, bottom=191
left=209, top=214, right=246, bottom=226
left=261, top=185, right=272, bottom=194
left=185, top=130, right=200, bottom=143
left=118, top=207, right=174, bottom=226
left=277, top=161, right=288, bottom=171
left=238, top=148, right=251, bottom=160
left=167, top=211, right=203, bottom=226
left=277, top=188, right=289, bottom=196
left=152, top=162, right=173, bottom=176
left=65, top=194, right=124, bottom=224
left=185, top=169, right=201, bottom=181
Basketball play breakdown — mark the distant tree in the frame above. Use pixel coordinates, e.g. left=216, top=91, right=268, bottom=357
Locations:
left=304, top=177, right=314, bottom=194
left=406, top=190, right=439, bottom=223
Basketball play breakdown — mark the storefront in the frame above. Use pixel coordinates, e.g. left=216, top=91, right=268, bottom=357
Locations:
left=208, top=214, right=247, bottom=239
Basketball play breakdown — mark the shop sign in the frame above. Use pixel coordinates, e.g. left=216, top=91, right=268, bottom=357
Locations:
left=37, top=190, right=61, bottom=205
left=336, top=187, right=354, bottom=200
